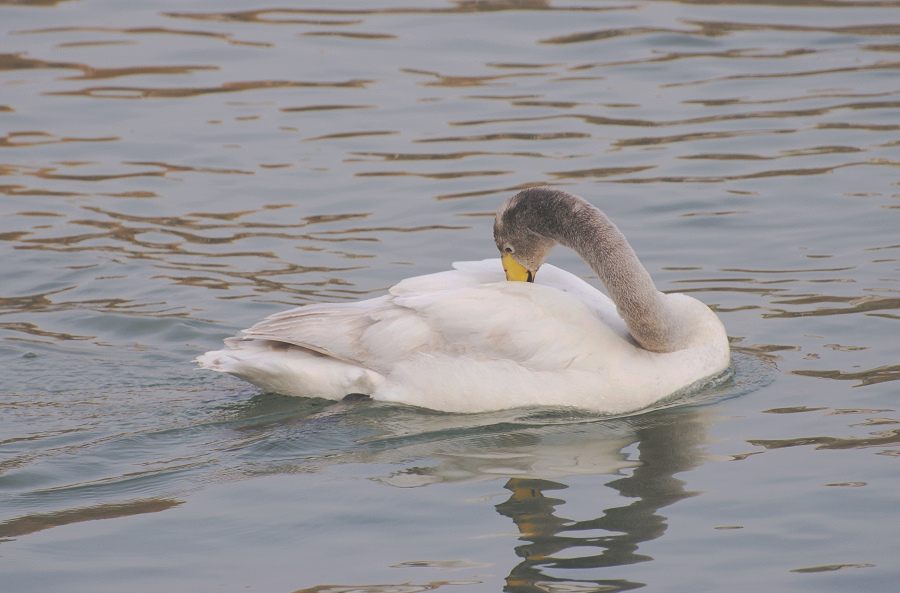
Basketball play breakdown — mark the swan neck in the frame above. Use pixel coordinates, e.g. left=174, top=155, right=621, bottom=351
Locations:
left=550, top=204, right=677, bottom=353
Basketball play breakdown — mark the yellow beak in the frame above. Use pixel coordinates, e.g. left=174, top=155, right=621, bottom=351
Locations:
left=501, top=252, right=535, bottom=282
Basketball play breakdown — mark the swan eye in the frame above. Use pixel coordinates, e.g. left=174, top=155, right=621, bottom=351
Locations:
left=503, top=246, right=514, bottom=254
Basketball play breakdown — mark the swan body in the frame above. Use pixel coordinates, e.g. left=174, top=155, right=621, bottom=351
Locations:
left=198, top=189, right=730, bottom=414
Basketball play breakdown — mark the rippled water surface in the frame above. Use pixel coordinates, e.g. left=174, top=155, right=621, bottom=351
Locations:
left=2, top=0, right=899, bottom=591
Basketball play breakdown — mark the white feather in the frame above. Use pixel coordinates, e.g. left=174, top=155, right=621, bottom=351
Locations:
left=197, top=259, right=730, bottom=414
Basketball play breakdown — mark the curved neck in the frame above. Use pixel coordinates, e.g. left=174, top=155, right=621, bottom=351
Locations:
left=541, top=198, right=678, bottom=353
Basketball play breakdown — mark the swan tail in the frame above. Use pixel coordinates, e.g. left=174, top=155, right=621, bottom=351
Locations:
left=196, top=339, right=385, bottom=400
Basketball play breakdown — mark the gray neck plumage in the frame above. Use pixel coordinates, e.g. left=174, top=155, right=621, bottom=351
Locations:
left=536, top=192, right=678, bottom=353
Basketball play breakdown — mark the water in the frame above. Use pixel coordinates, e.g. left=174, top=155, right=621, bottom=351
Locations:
left=1, top=0, right=899, bottom=590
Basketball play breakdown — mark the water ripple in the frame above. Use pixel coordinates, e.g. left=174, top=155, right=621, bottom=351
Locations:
left=0, top=499, right=182, bottom=539
left=1, top=1, right=898, bottom=585
left=47, top=80, right=377, bottom=100
left=15, top=26, right=275, bottom=47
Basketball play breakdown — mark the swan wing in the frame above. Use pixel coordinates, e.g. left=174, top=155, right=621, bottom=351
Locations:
left=385, top=261, right=636, bottom=371
left=227, top=260, right=515, bottom=372
left=216, top=259, right=633, bottom=374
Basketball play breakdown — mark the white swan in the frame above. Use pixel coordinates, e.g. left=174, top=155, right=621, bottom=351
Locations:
left=197, top=188, right=730, bottom=414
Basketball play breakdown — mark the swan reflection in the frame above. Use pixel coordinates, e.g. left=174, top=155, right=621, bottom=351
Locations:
left=493, top=408, right=709, bottom=592
left=285, top=405, right=713, bottom=593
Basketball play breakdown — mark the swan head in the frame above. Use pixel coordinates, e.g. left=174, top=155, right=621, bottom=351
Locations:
left=493, top=188, right=566, bottom=282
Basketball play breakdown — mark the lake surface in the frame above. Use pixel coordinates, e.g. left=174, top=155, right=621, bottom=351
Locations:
left=1, top=0, right=899, bottom=591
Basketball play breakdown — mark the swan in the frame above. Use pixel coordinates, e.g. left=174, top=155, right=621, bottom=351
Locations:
left=197, top=188, right=730, bottom=414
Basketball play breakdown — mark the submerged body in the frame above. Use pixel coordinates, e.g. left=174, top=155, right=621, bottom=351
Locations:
left=198, top=189, right=731, bottom=413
